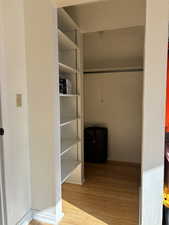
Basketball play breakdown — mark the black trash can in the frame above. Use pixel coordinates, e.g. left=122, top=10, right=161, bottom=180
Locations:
left=84, top=127, right=108, bottom=163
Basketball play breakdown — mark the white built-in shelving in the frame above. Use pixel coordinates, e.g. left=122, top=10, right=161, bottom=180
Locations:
left=60, top=118, right=78, bottom=127
left=59, top=62, right=77, bottom=74
left=61, top=139, right=80, bottom=156
left=60, top=94, right=79, bottom=97
left=58, top=8, right=79, bottom=32
left=58, top=7, right=83, bottom=185
left=58, top=29, right=78, bottom=50
left=61, top=160, right=81, bottom=184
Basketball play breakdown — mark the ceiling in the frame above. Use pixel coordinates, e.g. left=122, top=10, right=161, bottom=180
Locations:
left=83, top=26, right=145, bottom=70
left=55, top=0, right=106, bottom=7
left=66, top=0, right=146, bottom=33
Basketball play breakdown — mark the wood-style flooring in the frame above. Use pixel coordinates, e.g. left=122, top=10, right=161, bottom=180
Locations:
left=30, top=162, right=140, bottom=225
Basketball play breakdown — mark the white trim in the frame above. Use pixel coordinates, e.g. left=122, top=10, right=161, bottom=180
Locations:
left=68, top=177, right=85, bottom=185
left=16, top=206, right=64, bottom=225
left=32, top=209, right=63, bottom=225
left=0, top=5, right=7, bottom=225
left=16, top=210, right=32, bottom=225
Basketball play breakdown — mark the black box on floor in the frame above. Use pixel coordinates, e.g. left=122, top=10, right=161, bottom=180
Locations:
left=84, top=127, right=108, bottom=163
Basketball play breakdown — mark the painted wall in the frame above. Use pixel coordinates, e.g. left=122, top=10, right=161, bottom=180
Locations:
left=66, top=0, right=146, bottom=33
left=24, top=0, right=62, bottom=220
left=84, top=72, right=143, bottom=163
left=0, top=0, right=31, bottom=224
left=141, top=0, right=168, bottom=224
left=83, top=26, right=144, bottom=70
left=83, top=26, right=144, bottom=164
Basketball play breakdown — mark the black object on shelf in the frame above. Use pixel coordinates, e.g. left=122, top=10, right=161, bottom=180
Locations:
left=59, top=77, right=72, bottom=94
left=84, top=127, right=108, bottom=163
left=59, top=78, right=67, bottom=94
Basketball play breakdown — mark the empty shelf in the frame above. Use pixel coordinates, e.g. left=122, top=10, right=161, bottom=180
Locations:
left=58, top=29, right=78, bottom=50
left=59, top=62, right=77, bottom=74
left=61, top=139, right=80, bottom=156
left=61, top=159, right=81, bottom=184
left=60, top=118, right=78, bottom=127
left=60, top=94, right=78, bottom=97
left=58, top=8, right=79, bottom=31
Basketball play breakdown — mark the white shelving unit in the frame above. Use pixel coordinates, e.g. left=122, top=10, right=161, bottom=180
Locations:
left=59, top=62, right=77, bottom=74
left=60, top=94, right=79, bottom=97
left=58, top=8, right=79, bottom=31
left=60, top=118, right=78, bottom=127
left=61, top=159, right=81, bottom=184
left=58, top=8, right=83, bottom=185
left=61, top=138, right=80, bottom=156
left=58, top=29, right=78, bottom=50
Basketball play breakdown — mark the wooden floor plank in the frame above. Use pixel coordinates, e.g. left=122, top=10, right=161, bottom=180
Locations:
left=30, top=162, right=140, bottom=225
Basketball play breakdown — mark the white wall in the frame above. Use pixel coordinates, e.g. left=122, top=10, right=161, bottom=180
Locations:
left=141, top=0, right=168, bottom=224
left=84, top=27, right=144, bottom=70
left=66, top=0, right=146, bottom=33
left=24, top=0, right=62, bottom=220
left=84, top=72, right=143, bottom=163
left=83, top=25, right=144, bottom=164
left=0, top=0, right=31, bottom=224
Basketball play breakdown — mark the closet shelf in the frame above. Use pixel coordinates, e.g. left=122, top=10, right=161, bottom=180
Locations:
left=58, top=29, right=79, bottom=50
left=61, top=159, right=81, bottom=184
left=61, top=139, right=80, bottom=156
left=60, top=94, right=79, bottom=97
left=59, top=62, right=77, bottom=74
left=60, top=118, right=78, bottom=127
left=58, top=8, right=79, bottom=31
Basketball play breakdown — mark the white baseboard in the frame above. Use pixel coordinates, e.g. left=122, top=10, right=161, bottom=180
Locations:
left=32, top=209, right=63, bottom=225
left=16, top=210, right=32, bottom=225
left=16, top=207, right=63, bottom=225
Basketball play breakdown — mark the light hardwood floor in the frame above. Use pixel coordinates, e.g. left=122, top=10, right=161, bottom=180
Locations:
left=30, top=162, right=140, bottom=225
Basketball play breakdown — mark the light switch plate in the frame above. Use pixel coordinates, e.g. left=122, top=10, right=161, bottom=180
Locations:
left=16, top=94, right=22, bottom=107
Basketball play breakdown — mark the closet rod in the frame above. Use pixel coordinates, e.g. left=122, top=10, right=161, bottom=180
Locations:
left=84, top=68, right=144, bottom=74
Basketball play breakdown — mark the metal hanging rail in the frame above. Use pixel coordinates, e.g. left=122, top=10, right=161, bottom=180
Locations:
left=84, top=68, right=144, bottom=74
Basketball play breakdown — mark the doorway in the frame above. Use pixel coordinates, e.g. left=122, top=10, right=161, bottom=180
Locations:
left=59, top=2, right=143, bottom=224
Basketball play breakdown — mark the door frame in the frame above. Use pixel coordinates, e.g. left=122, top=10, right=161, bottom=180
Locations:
left=0, top=100, right=7, bottom=225
left=0, top=65, right=6, bottom=225
left=141, top=1, right=169, bottom=225
left=0, top=7, right=7, bottom=224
